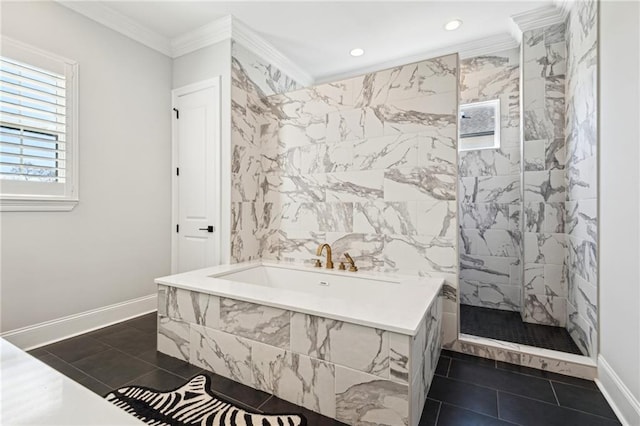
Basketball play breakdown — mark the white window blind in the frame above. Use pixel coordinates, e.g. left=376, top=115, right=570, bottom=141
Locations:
left=0, top=38, right=78, bottom=211
left=1, top=57, right=67, bottom=182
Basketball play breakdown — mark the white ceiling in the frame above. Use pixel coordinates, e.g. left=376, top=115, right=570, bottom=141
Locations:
left=72, top=1, right=554, bottom=81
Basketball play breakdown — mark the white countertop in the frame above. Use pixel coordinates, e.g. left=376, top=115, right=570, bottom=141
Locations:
left=0, top=338, right=144, bottom=425
left=156, top=261, right=444, bottom=335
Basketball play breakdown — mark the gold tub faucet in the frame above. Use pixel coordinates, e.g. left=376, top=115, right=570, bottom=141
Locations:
left=316, top=243, right=334, bottom=269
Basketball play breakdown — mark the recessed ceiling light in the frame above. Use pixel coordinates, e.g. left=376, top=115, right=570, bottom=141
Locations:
left=350, top=48, right=365, bottom=57
left=445, top=19, right=463, bottom=31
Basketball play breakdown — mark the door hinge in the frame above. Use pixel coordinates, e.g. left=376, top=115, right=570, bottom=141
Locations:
left=176, top=167, right=179, bottom=176
left=173, top=108, right=179, bottom=119
left=176, top=224, right=179, bottom=233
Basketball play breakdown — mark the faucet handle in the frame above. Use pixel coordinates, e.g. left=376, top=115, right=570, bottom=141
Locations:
left=338, top=261, right=346, bottom=270
left=344, top=252, right=358, bottom=272
left=314, top=259, right=322, bottom=268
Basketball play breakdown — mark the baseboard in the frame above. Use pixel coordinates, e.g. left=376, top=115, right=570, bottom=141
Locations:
left=1, top=294, right=157, bottom=351
left=596, top=355, right=640, bottom=426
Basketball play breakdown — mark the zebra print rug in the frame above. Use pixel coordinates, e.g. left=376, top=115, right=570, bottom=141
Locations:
left=105, top=374, right=306, bottom=426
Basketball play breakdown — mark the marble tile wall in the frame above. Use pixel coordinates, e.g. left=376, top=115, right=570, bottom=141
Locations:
left=259, top=55, right=460, bottom=349
left=260, top=54, right=458, bottom=271
left=458, top=48, right=523, bottom=312
left=522, top=24, right=569, bottom=327
left=565, top=0, right=598, bottom=358
left=157, top=285, right=442, bottom=426
left=230, top=41, right=301, bottom=263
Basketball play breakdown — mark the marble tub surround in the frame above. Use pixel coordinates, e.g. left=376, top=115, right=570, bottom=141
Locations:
left=522, top=23, right=569, bottom=328
left=156, top=261, right=443, bottom=335
left=156, top=262, right=443, bottom=425
left=458, top=48, right=523, bottom=312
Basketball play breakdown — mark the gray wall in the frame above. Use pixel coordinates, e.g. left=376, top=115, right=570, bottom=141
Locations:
left=599, top=1, right=640, bottom=423
left=0, top=1, right=172, bottom=332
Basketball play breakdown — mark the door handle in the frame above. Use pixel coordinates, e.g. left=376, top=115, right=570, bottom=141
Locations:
left=199, top=226, right=215, bottom=233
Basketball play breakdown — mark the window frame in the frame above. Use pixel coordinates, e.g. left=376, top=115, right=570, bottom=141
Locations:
left=0, top=37, right=78, bottom=212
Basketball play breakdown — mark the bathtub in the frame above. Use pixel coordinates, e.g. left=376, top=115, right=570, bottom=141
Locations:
left=155, top=261, right=443, bottom=426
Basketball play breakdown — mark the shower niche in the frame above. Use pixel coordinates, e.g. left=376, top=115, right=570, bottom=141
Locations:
left=458, top=1, right=598, bottom=360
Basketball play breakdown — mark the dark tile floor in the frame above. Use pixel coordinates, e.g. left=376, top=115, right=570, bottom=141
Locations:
left=460, top=304, right=583, bottom=355
left=27, top=312, right=619, bottom=426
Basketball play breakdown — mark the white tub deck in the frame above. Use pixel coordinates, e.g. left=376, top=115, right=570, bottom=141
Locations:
left=155, top=261, right=443, bottom=335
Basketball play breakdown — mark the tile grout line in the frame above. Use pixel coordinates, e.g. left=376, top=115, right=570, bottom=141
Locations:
left=446, top=358, right=598, bottom=402
left=494, top=362, right=597, bottom=389
left=444, top=362, right=557, bottom=399
left=495, top=389, right=622, bottom=422
left=433, top=400, right=442, bottom=425
left=433, top=399, right=503, bottom=423
left=46, top=352, right=115, bottom=392
left=256, top=395, right=273, bottom=411
left=434, top=373, right=617, bottom=422
left=550, top=380, right=561, bottom=405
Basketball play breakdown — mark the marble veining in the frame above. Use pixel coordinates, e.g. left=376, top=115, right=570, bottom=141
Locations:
left=251, top=342, right=336, bottom=417
left=460, top=37, right=536, bottom=323
left=290, top=312, right=390, bottom=378
left=564, top=0, right=598, bottom=358
left=230, top=41, right=303, bottom=263
left=190, top=324, right=253, bottom=386
left=220, top=298, right=290, bottom=348
left=257, top=53, right=459, bottom=288
left=158, top=317, right=190, bottom=361
left=335, top=366, right=409, bottom=426
left=521, top=22, right=569, bottom=328
left=389, top=333, right=410, bottom=384
left=163, top=286, right=220, bottom=329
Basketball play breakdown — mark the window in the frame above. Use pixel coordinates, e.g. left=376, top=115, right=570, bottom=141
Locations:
left=0, top=38, right=78, bottom=211
left=459, top=99, right=500, bottom=151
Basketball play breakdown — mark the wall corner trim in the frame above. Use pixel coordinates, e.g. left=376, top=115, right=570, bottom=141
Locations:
left=596, top=355, right=640, bottom=426
left=0, top=294, right=157, bottom=351
left=511, top=5, right=567, bottom=32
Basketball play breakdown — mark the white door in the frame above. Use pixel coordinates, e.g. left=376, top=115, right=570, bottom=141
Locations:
left=172, top=79, right=221, bottom=273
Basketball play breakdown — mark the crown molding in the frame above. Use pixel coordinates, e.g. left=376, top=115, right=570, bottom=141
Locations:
left=553, top=0, right=574, bottom=21
left=169, top=15, right=313, bottom=86
left=230, top=17, right=314, bottom=87
left=171, top=15, right=232, bottom=58
left=511, top=5, right=567, bottom=32
left=457, top=33, right=520, bottom=59
left=53, top=1, right=314, bottom=86
left=56, top=1, right=172, bottom=56
left=316, top=32, right=519, bottom=85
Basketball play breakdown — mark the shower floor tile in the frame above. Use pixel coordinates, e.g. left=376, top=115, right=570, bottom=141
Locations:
left=460, top=304, right=583, bottom=355
left=28, top=312, right=619, bottom=426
